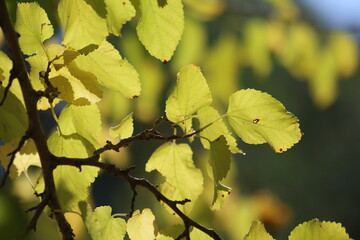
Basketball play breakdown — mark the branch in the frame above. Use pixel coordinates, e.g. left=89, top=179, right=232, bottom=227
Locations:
left=0, top=69, right=16, bottom=106
left=55, top=157, right=223, bottom=240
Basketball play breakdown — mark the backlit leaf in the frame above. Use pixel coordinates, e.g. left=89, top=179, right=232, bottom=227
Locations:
left=109, top=112, right=133, bottom=139
left=15, top=2, right=53, bottom=55
left=136, top=0, right=184, bottom=61
left=47, top=131, right=99, bottom=210
left=198, top=106, right=242, bottom=154
left=289, top=219, right=351, bottom=240
left=209, top=136, right=232, bottom=210
left=127, top=209, right=156, bottom=240
left=74, top=40, right=141, bottom=98
left=244, top=221, right=274, bottom=240
left=58, top=0, right=108, bottom=49
left=227, top=89, right=302, bottom=153
left=190, top=227, right=213, bottom=240
left=85, top=206, right=126, bottom=240
left=166, top=64, right=212, bottom=133
left=105, top=0, right=136, bottom=36
left=58, top=104, right=101, bottom=147
left=145, top=142, right=203, bottom=213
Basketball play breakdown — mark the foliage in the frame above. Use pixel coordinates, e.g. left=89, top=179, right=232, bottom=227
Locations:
left=0, top=0, right=355, bottom=240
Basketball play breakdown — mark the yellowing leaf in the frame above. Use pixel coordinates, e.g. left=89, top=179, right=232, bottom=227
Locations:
left=15, top=2, right=53, bottom=55
left=198, top=106, right=242, bottom=154
left=58, top=104, right=101, bottom=147
left=146, top=142, right=203, bottom=213
left=190, top=227, right=213, bottom=240
left=58, top=0, right=108, bottom=49
left=208, top=136, right=232, bottom=210
left=74, top=40, right=141, bottom=98
left=47, top=132, right=99, bottom=210
left=109, top=112, right=134, bottom=139
left=136, top=0, right=184, bottom=61
left=166, top=64, right=212, bottom=133
left=289, top=219, right=351, bottom=240
left=244, top=221, right=274, bottom=240
left=105, top=0, right=136, bottom=36
left=227, top=89, right=302, bottom=153
left=127, top=209, right=156, bottom=240
left=0, top=51, right=12, bottom=85
left=85, top=206, right=126, bottom=240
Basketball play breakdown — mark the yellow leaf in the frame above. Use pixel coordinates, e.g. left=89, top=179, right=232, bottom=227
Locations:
left=244, top=221, right=274, bottom=240
left=137, top=0, right=184, bottom=61
left=127, top=209, right=156, bottom=240
left=227, top=89, right=302, bottom=153
left=105, top=0, right=136, bottom=36
left=58, top=0, right=108, bottom=49
left=109, top=112, right=134, bottom=139
left=15, top=2, right=53, bottom=55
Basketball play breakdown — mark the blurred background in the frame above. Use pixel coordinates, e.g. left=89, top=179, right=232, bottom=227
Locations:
left=1, top=0, right=360, bottom=239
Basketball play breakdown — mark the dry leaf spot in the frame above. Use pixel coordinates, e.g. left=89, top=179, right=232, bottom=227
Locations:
left=301, top=131, right=304, bottom=135
left=253, top=118, right=260, bottom=124
left=132, top=95, right=139, bottom=99
left=279, top=148, right=283, bottom=152
left=162, top=59, right=168, bottom=64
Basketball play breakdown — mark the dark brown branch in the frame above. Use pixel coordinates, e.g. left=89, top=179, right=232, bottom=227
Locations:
left=0, top=1, right=74, bottom=239
left=54, top=157, right=223, bottom=240
left=0, top=131, right=31, bottom=187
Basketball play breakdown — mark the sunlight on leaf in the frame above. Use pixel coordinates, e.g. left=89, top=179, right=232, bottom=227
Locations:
left=105, top=0, right=136, bottom=36
left=47, top=132, right=99, bottom=210
left=244, top=220, right=274, bottom=240
left=137, top=0, right=184, bottom=61
left=198, top=106, right=242, bottom=154
left=166, top=64, right=212, bottom=133
left=58, top=0, right=108, bottom=49
left=227, top=89, right=302, bottom=153
left=208, top=136, right=232, bottom=210
left=109, top=112, right=134, bottom=139
left=127, top=208, right=156, bottom=240
left=289, top=219, right=351, bottom=240
left=74, top=40, right=141, bottom=98
left=190, top=227, right=213, bottom=239
left=145, top=142, right=203, bottom=213
left=85, top=206, right=126, bottom=240
left=15, top=2, right=53, bottom=55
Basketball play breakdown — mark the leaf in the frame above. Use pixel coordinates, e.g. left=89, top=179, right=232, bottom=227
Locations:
left=58, top=104, right=102, bottom=147
left=244, top=221, right=274, bottom=240
left=58, top=0, right=108, bottom=49
left=0, top=51, right=13, bottom=84
left=47, top=131, right=99, bottom=210
left=198, top=106, right=242, bottom=154
left=0, top=87, right=28, bottom=142
left=85, top=206, right=127, bottom=240
left=15, top=2, right=54, bottom=55
left=145, top=142, right=203, bottom=213
left=166, top=64, right=212, bottom=133
left=227, top=89, right=302, bottom=153
left=156, top=224, right=184, bottom=240
left=74, top=40, right=141, bottom=98
left=209, top=136, right=232, bottom=210
left=289, top=219, right=351, bottom=240
left=190, top=227, right=213, bottom=240
left=136, top=0, right=184, bottom=61
left=109, top=112, right=134, bottom=139
left=127, top=209, right=156, bottom=240
left=104, top=0, right=136, bottom=36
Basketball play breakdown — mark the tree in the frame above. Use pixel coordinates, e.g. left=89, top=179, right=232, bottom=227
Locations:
left=0, top=0, right=354, bottom=239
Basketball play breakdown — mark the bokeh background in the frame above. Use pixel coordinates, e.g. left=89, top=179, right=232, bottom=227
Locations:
left=1, top=0, right=360, bottom=239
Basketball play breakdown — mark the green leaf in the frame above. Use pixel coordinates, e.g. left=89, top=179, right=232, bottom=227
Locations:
left=58, top=0, right=108, bottom=49
left=190, top=227, right=213, bottom=240
left=15, top=2, right=54, bottom=55
left=244, top=221, right=274, bottom=240
left=109, top=112, right=134, bottom=139
left=208, top=136, right=232, bottom=210
left=166, top=64, right=212, bottom=133
left=289, top=219, right=351, bottom=240
left=0, top=87, right=28, bottom=142
left=85, top=206, right=127, bottom=240
left=104, top=0, right=136, bottom=36
left=47, top=131, right=99, bottom=210
left=156, top=224, right=184, bottom=240
left=58, top=104, right=101, bottom=147
left=0, top=51, right=12, bottom=84
left=145, top=142, right=203, bottom=213
left=74, top=40, right=141, bottom=98
left=198, top=106, right=242, bottom=154
left=136, top=0, right=184, bottom=61
left=227, top=89, right=302, bottom=153
left=127, top=209, right=156, bottom=240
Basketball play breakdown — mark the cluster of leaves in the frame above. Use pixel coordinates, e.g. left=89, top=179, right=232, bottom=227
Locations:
left=0, top=0, right=353, bottom=239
